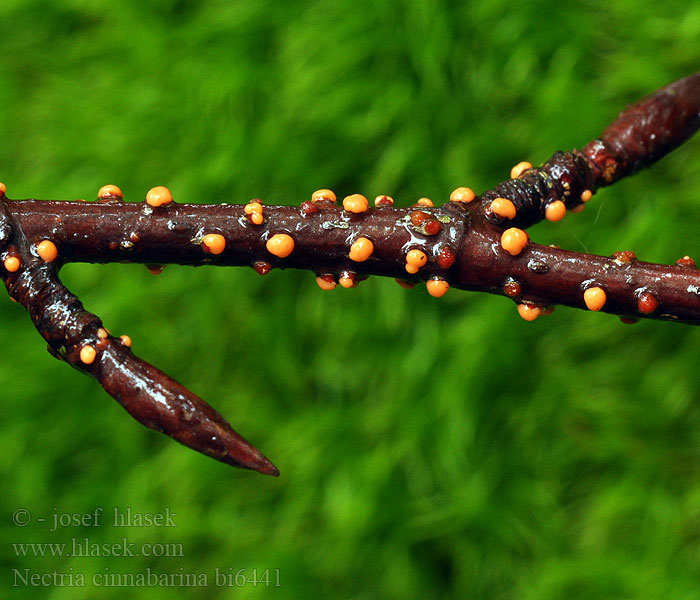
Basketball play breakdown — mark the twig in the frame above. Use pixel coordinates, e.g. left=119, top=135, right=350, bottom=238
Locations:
left=2, top=72, right=699, bottom=474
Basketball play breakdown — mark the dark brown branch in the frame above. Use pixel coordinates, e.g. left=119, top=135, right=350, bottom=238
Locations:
left=1, top=71, right=699, bottom=473
left=584, top=72, right=700, bottom=185
left=470, top=72, right=700, bottom=229
left=0, top=202, right=279, bottom=476
left=4, top=197, right=700, bottom=322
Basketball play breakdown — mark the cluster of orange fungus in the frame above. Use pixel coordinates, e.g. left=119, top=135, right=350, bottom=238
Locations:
left=146, top=186, right=173, bottom=207
left=545, top=200, right=567, bottom=222
left=316, top=274, right=337, bottom=290
left=343, top=194, right=369, bottom=214
left=349, top=237, right=374, bottom=262
left=450, top=187, right=476, bottom=203
left=490, top=197, right=517, bottom=220
left=416, top=198, right=434, bottom=207
left=583, top=287, right=607, bottom=311
left=266, top=233, right=295, bottom=258
left=426, top=278, right=449, bottom=297
left=244, top=201, right=264, bottom=225
left=120, top=335, right=132, bottom=347
left=97, top=328, right=109, bottom=340
left=0, top=182, right=6, bottom=195
left=375, top=195, right=394, bottom=206
left=97, top=184, right=123, bottom=200
left=581, top=189, right=593, bottom=202
left=405, top=249, right=427, bottom=274
left=510, top=161, right=532, bottom=179
left=517, top=304, right=540, bottom=321
left=4, top=256, right=20, bottom=272
left=202, top=234, right=226, bottom=255
left=311, top=189, right=336, bottom=203
left=80, top=345, right=97, bottom=365
left=570, top=204, right=585, bottom=214
left=36, top=240, right=58, bottom=262
left=409, top=211, right=440, bottom=236
left=500, top=228, right=528, bottom=256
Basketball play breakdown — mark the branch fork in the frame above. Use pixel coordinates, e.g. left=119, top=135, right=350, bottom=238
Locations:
left=2, top=73, right=699, bottom=474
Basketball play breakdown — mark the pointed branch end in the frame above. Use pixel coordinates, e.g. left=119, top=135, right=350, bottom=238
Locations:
left=218, top=430, right=280, bottom=477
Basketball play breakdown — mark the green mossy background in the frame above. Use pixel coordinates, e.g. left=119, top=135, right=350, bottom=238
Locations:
left=1, top=1, right=700, bottom=598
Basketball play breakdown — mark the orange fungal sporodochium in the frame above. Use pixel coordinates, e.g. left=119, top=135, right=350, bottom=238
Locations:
left=120, top=335, right=132, bottom=347
left=266, top=233, right=295, bottom=258
left=97, top=328, right=109, bottom=340
left=545, top=200, right=567, bottom=222
left=202, top=234, right=226, bottom=255
left=80, top=345, right=97, bottom=365
left=450, top=187, right=476, bottom=203
left=581, top=189, right=593, bottom=202
left=252, top=261, right=271, bottom=275
left=416, top=198, right=433, bottom=207
left=437, top=246, right=456, bottom=269
left=4, top=256, right=20, bottom=272
left=510, top=161, right=532, bottom=179
left=637, top=290, right=659, bottom=314
left=343, top=194, right=369, bottom=214
left=570, top=204, right=585, bottom=214
left=146, top=264, right=166, bottom=275
left=425, top=220, right=441, bottom=236
left=98, top=184, right=123, bottom=200
left=410, top=210, right=428, bottom=226
left=490, top=197, right=517, bottom=220
left=311, top=189, right=336, bottom=203
left=348, top=237, right=374, bottom=262
left=244, top=201, right=264, bottom=225
left=500, top=228, right=528, bottom=256
left=583, top=286, right=607, bottom=311
left=503, top=279, right=521, bottom=297
left=374, top=195, right=394, bottom=206
left=301, top=201, right=318, bottom=216
left=0, top=182, right=6, bottom=195
left=612, top=250, right=636, bottom=264
left=245, top=202, right=262, bottom=213
left=517, top=304, right=540, bottom=321
left=339, top=273, right=356, bottom=288
left=316, top=274, right=337, bottom=290
left=36, top=240, right=58, bottom=262
left=146, top=186, right=173, bottom=207
left=405, top=249, right=427, bottom=274
left=426, top=278, right=449, bottom=297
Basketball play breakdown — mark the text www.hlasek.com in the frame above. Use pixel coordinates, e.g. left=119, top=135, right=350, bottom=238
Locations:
left=13, top=538, right=183, bottom=558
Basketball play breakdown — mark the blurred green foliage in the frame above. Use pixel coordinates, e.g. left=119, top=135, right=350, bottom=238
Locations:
left=1, top=0, right=700, bottom=598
